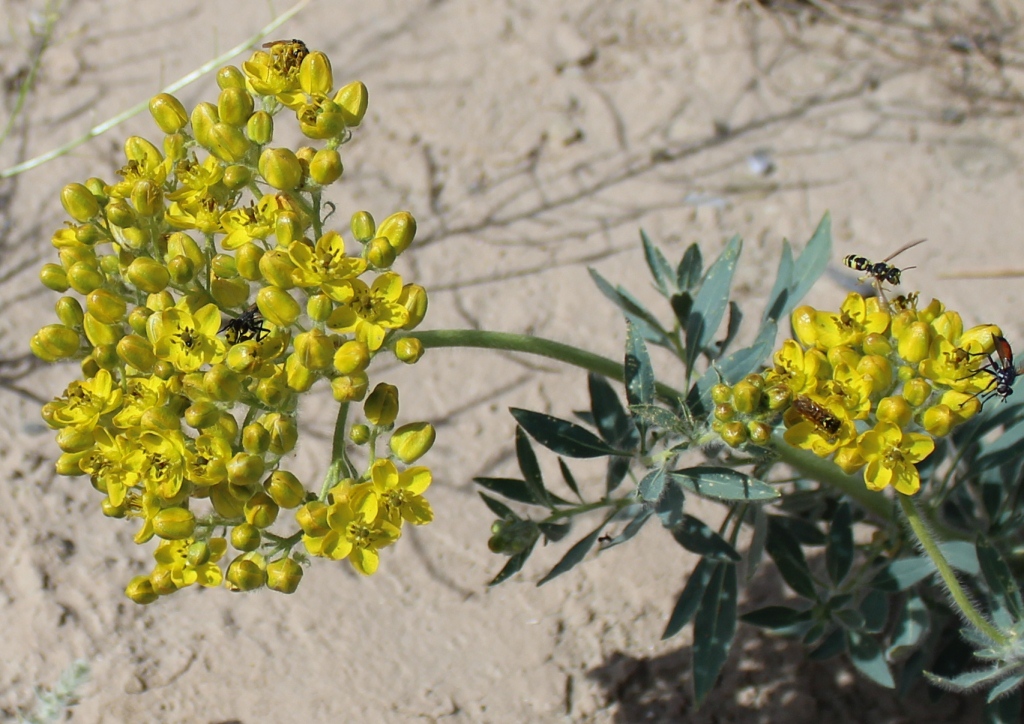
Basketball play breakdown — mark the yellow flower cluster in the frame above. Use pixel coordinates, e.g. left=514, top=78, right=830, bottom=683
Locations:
left=712, top=293, right=1002, bottom=495
left=32, top=41, right=435, bottom=602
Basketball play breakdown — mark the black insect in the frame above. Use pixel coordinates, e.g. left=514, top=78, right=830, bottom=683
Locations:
left=791, top=395, right=842, bottom=437
left=961, top=335, right=1023, bottom=407
left=219, top=303, right=267, bottom=344
left=262, top=39, right=309, bottom=66
left=844, top=238, right=926, bottom=305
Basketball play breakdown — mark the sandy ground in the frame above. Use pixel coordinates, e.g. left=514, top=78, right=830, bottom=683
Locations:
left=0, top=0, right=1020, bottom=721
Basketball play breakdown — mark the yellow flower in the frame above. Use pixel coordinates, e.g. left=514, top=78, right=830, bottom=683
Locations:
left=220, top=194, right=297, bottom=251
left=112, top=376, right=168, bottom=429
left=166, top=194, right=227, bottom=235
left=46, top=369, right=123, bottom=431
left=242, top=44, right=306, bottom=109
left=858, top=421, right=934, bottom=495
left=288, top=232, right=367, bottom=295
left=814, top=293, right=890, bottom=349
left=370, top=459, right=434, bottom=527
left=152, top=537, right=226, bottom=589
left=326, top=272, right=409, bottom=351
left=305, top=484, right=400, bottom=574
left=764, top=339, right=828, bottom=396
left=137, top=428, right=190, bottom=499
left=166, top=155, right=225, bottom=204
left=80, top=426, right=144, bottom=507
left=783, top=395, right=856, bottom=457
left=147, top=300, right=226, bottom=372
left=185, top=433, right=232, bottom=487
left=108, top=136, right=169, bottom=199
left=821, top=362, right=872, bottom=420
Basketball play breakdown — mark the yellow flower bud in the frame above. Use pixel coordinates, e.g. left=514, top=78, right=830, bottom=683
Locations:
left=130, top=179, right=163, bottom=217
left=307, top=293, right=333, bottom=323
left=116, top=334, right=156, bottom=372
left=333, top=339, right=371, bottom=374
left=211, top=253, right=238, bottom=278
left=190, top=101, right=219, bottom=145
left=721, top=421, right=748, bottom=448
left=264, top=470, right=305, bottom=509
left=295, top=145, right=316, bottom=166
left=351, top=211, right=375, bottom=242
left=390, top=422, right=436, bottom=463
left=185, top=401, right=221, bottom=429
left=747, top=421, right=771, bottom=445
left=228, top=453, right=266, bottom=488
left=217, top=86, right=255, bottom=127
left=40, top=263, right=69, bottom=292
left=204, top=364, right=243, bottom=402
left=211, top=276, right=250, bottom=310
left=377, top=211, right=416, bottom=255
left=350, top=423, right=371, bottom=444
left=210, top=481, right=245, bottom=518
left=857, top=355, right=893, bottom=396
left=259, top=249, right=299, bottom=288
left=82, top=312, right=121, bottom=347
left=125, top=257, right=170, bottom=294
left=127, top=307, right=151, bottom=335
left=55, top=450, right=87, bottom=476
left=366, top=236, right=396, bottom=269
left=242, top=422, right=270, bottom=454
left=206, top=122, right=252, bottom=163
left=226, top=340, right=261, bottom=373
left=398, top=284, right=428, bottom=330
left=790, top=305, right=817, bottom=347
left=55, top=296, right=84, bottom=328
left=166, top=232, right=205, bottom=270
left=710, top=384, right=732, bottom=405
left=84, top=289, right=126, bottom=324
left=331, top=372, right=369, bottom=402
left=258, top=147, right=304, bottom=191
left=125, top=575, right=159, bottom=604
left=284, top=354, right=316, bottom=392
left=105, top=199, right=136, bottom=228
left=299, top=50, right=333, bottom=95
left=246, top=110, right=274, bottom=145
left=732, top=381, right=762, bottom=414
left=833, top=445, right=866, bottom=474
left=309, top=148, right=343, bottom=185
left=244, top=491, right=280, bottom=529
left=67, top=261, right=105, bottom=294
left=922, top=404, right=955, bottom=437
left=226, top=555, right=266, bottom=591
left=827, top=345, right=860, bottom=371
left=60, top=183, right=100, bottom=222
left=217, top=64, right=246, bottom=90
left=862, top=333, right=891, bottom=356
left=218, top=164, right=250, bottom=192
left=257, top=285, right=301, bottom=327
left=394, top=337, right=424, bottom=364
left=153, top=507, right=196, bottom=540
left=119, top=226, right=149, bottom=249
left=713, top=402, right=735, bottom=422
left=876, top=396, right=912, bottom=427
left=294, top=329, right=334, bottom=370
left=902, top=378, right=932, bottom=407
left=297, top=501, right=330, bottom=537
left=298, top=99, right=347, bottom=140
left=148, top=92, right=189, bottom=133
left=167, top=255, right=195, bottom=285
left=56, top=425, right=94, bottom=453
left=266, top=557, right=303, bottom=594
left=897, top=321, right=931, bottom=364
left=255, top=369, right=290, bottom=408
left=960, top=324, right=1002, bottom=355
left=364, top=383, right=400, bottom=427
left=101, top=497, right=126, bottom=518
left=230, top=522, right=262, bottom=551
left=263, top=413, right=298, bottom=455
left=234, top=242, right=264, bottom=281
left=140, top=405, right=180, bottom=431
left=163, top=132, right=186, bottom=161
left=334, top=80, right=368, bottom=126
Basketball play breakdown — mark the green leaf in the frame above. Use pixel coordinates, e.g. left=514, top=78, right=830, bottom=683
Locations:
left=782, top=212, right=832, bottom=320
left=746, top=506, right=768, bottom=581
left=846, top=630, right=895, bottom=688
left=488, top=537, right=538, bottom=586
left=516, top=426, right=551, bottom=508
left=589, top=268, right=674, bottom=348
left=833, top=608, right=864, bottom=630
left=641, top=229, right=678, bottom=297
left=624, top=322, right=655, bottom=409
left=629, top=404, right=688, bottom=434
left=859, top=589, right=888, bottom=633
left=692, top=562, right=738, bottom=706
left=762, top=239, right=794, bottom=324
left=538, top=521, right=571, bottom=542
left=639, top=467, right=668, bottom=502
left=655, top=481, right=685, bottom=529
left=668, top=514, right=741, bottom=562
left=676, top=242, right=703, bottom=291
left=740, top=605, right=811, bottom=631
left=685, top=235, right=742, bottom=373
left=888, top=594, right=928, bottom=659
left=809, top=629, right=846, bottom=660
left=977, top=536, right=1024, bottom=621
left=873, top=541, right=981, bottom=591
left=537, top=513, right=614, bottom=585
left=668, top=467, right=779, bottom=502
left=986, top=688, right=1022, bottom=719
left=773, top=516, right=827, bottom=546
left=717, top=301, right=743, bottom=357
left=589, top=372, right=640, bottom=450
left=479, top=492, right=515, bottom=519
left=558, top=458, right=582, bottom=501
left=765, top=517, right=817, bottom=600
left=511, top=408, right=622, bottom=458
left=476, top=477, right=547, bottom=506
left=826, top=502, right=853, bottom=586
left=663, top=557, right=713, bottom=640
left=670, top=292, right=693, bottom=331
left=601, top=507, right=653, bottom=549
left=606, top=455, right=631, bottom=495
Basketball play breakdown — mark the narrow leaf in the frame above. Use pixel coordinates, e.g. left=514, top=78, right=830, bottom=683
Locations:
left=977, top=536, right=1024, bottom=620
left=638, top=467, right=667, bottom=502
left=589, top=372, right=640, bottom=449
left=601, top=507, right=653, bottom=550
left=537, top=513, right=615, bottom=585
left=515, top=425, right=550, bottom=508
left=762, top=239, right=794, bottom=324
left=685, top=235, right=741, bottom=373
left=766, top=517, right=817, bottom=600
left=488, top=541, right=537, bottom=586
left=624, top=322, right=655, bottom=409
left=478, top=492, right=514, bottom=519
left=511, top=408, right=621, bottom=458
left=663, top=557, right=713, bottom=640
left=558, top=458, right=582, bottom=501
left=655, top=481, right=685, bottom=529
left=669, top=467, right=779, bottom=502
left=846, top=630, right=895, bottom=688
left=641, top=229, right=677, bottom=297
left=716, top=301, right=743, bottom=358
left=476, top=477, right=543, bottom=506
left=589, top=268, right=674, bottom=348
left=888, top=594, right=929, bottom=659
left=676, top=242, right=703, bottom=290
left=740, top=605, right=812, bottom=631
left=826, top=501, right=854, bottom=586
left=784, top=212, right=832, bottom=318
left=606, top=455, right=631, bottom=495
left=859, top=589, right=888, bottom=634
left=669, top=514, right=741, bottom=562
left=692, top=562, right=738, bottom=706
left=809, top=629, right=846, bottom=661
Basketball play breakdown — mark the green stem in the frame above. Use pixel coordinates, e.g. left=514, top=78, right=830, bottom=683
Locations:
left=898, top=493, right=1008, bottom=645
left=408, top=329, right=684, bottom=402
left=322, top=402, right=350, bottom=499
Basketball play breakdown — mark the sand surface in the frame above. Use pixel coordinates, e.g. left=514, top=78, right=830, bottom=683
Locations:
left=0, top=1, right=1018, bottom=721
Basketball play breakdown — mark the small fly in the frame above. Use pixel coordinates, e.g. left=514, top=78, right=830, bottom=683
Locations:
left=791, top=395, right=842, bottom=437
left=960, top=335, right=1023, bottom=407
left=219, top=303, right=268, bottom=344
left=844, top=239, right=926, bottom=308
